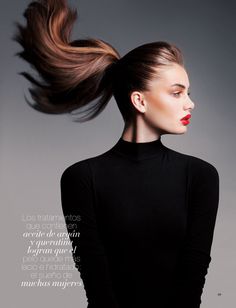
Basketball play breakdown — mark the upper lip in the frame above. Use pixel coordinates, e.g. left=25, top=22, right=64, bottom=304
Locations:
left=181, top=114, right=191, bottom=121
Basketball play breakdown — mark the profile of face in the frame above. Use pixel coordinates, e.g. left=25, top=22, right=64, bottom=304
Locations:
left=131, top=63, right=195, bottom=135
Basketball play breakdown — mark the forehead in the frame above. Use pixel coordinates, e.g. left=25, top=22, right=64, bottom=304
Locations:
left=151, top=63, right=190, bottom=88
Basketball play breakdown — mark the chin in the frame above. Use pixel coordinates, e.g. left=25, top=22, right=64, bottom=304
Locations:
left=178, top=126, right=188, bottom=134
left=169, top=126, right=188, bottom=134
left=158, top=123, right=188, bottom=135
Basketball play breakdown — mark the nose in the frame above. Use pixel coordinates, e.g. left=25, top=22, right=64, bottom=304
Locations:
left=184, top=96, right=195, bottom=111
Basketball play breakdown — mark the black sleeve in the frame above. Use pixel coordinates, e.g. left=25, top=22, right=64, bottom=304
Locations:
left=172, top=157, right=220, bottom=308
left=60, top=160, right=120, bottom=308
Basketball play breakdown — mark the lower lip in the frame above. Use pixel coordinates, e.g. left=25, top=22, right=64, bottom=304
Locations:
left=181, top=119, right=190, bottom=125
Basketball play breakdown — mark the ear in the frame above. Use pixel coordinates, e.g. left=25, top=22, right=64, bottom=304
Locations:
left=130, top=91, right=146, bottom=113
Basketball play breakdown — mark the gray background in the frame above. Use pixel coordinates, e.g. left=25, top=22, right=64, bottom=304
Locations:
left=1, top=0, right=235, bottom=307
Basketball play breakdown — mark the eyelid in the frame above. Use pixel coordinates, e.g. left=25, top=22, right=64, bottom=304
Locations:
left=172, top=91, right=191, bottom=97
left=172, top=92, right=181, bottom=97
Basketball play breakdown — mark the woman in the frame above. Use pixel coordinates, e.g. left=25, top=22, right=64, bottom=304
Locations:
left=12, top=1, right=220, bottom=307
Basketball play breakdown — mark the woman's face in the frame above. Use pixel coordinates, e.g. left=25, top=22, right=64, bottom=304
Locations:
left=138, top=63, right=195, bottom=135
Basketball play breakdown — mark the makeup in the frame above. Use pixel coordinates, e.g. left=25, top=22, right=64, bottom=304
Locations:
left=180, top=114, right=191, bottom=125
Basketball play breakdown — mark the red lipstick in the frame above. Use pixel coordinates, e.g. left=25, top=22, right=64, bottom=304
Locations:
left=180, top=114, right=191, bottom=125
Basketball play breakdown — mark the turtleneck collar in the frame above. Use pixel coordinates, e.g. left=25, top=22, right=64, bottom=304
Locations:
left=110, top=135, right=165, bottom=161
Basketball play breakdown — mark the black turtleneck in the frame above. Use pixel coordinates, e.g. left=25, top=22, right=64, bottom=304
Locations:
left=60, top=136, right=219, bottom=308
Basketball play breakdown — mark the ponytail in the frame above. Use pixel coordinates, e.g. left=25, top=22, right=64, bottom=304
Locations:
left=12, top=0, right=120, bottom=122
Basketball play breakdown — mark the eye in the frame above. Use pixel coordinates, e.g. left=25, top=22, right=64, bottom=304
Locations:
left=173, top=92, right=181, bottom=97
left=172, top=91, right=191, bottom=97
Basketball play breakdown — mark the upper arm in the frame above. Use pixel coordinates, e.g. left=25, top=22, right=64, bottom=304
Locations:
left=60, top=160, right=120, bottom=307
left=60, top=160, right=105, bottom=257
left=187, top=156, right=220, bottom=255
left=170, top=157, right=220, bottom=307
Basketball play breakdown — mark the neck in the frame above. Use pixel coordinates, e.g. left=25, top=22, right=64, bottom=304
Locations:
left=111, top=135, right=166, bottom=161
left=121, top=117, right=162, bottom=143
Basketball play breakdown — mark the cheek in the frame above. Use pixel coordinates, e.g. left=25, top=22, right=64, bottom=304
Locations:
left=144, top=94, right=184, bottom=132
left=146, top=95, right=177, bottom=122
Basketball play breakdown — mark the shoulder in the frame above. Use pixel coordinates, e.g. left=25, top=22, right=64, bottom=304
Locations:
left=187, top=155, right=219, bottom=182
left=166, top=147, right=219, bottom=182
left=60, top=157, right=94, bottom=185
left=60, top=145, right=116, bottom=183
left=168, top=147, right=218, bottom=174
left=184, top=155, right=220, bottom=198
left=60, top=151, right=109, bottom=183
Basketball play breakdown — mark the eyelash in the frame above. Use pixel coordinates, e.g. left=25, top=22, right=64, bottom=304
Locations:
left=173, top=92, right=191, bottom=97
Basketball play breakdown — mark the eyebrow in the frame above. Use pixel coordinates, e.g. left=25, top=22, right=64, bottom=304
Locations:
left=171, top=83, right=190, bottom=89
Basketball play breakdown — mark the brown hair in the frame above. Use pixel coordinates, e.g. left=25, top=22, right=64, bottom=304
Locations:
left=12, top=0, right=184, bottom=122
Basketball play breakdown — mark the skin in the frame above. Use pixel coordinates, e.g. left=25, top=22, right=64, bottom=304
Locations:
left=121, top=63, right=195, bottom=142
